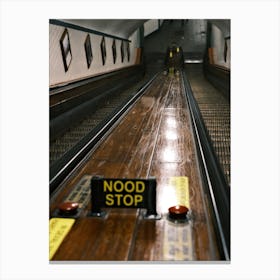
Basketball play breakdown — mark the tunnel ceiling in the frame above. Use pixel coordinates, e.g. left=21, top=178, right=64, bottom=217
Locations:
left=60, top=19, right=230, bottom=40
left=208, top=19, right=230, bottom=37
left=62, top=19, right=148, bottom=39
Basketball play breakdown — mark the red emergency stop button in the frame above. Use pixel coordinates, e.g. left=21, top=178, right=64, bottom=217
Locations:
left=58, top=201, right=79, bottom=216
left=168, top=205, right=189, bottom=221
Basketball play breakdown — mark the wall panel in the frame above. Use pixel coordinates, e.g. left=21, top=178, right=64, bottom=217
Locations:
left=49, top=23, right=138, bottom=87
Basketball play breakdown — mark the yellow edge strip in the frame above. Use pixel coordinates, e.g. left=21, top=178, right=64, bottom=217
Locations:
left=49, top=218, right=75, bottom=260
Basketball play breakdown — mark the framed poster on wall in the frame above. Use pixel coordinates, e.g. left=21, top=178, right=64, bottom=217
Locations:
left=84, top=34, right=93, bottom=68
left=60, top=28, right=72, bottom=72
left=112, top=39, right=117, bottom=64
left=120, top=40, right=124, bottom=63
left=100, top=36, right=106, bottom=65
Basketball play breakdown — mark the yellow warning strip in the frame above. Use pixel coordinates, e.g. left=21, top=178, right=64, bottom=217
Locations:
left=163, top=224, right=193, bottom=260
left=64, top=175, right=91, bottom=209
left=49, top=218, right=75, bottom=260
left=162, top=176, right=192, bottom=260
left=169, top=176, right=190, bottom=208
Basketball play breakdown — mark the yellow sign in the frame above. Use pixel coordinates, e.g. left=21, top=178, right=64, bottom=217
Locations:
left=103, top=180, right=145, bottom=207
left=49, top=218, right=75, bottom=260
left=90, top=177, right=159, bottom=218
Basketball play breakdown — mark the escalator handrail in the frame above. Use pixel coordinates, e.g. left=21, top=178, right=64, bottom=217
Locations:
left=50, top=72, right=160, bottom=195
left=182, top=70, right=230, bottom=261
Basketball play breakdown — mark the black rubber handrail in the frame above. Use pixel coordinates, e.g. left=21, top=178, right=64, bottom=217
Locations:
left=50, top=73, right=159, bottom=195
left=182, top=70, right=230, bottom=261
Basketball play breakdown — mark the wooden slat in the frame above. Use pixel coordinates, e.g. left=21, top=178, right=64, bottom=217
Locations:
left=51, top=217, right=103, bottom=260
left=50, top=75, right=169, bottom=260
left=130, top=76, right=219, bottom=260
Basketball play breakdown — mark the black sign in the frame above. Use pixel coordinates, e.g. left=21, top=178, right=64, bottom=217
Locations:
left=90, top=176, right=160, bottom=219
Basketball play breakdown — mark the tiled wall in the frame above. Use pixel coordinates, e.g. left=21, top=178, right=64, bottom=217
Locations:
left=211, top=24, right=231, bottom=69
left=144, top=20, right=160, bottom=37
left=49, top=23, right=139, bottom=87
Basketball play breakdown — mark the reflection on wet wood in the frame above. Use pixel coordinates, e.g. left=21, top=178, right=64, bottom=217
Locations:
left=50, top=73, right=219, bottom=261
